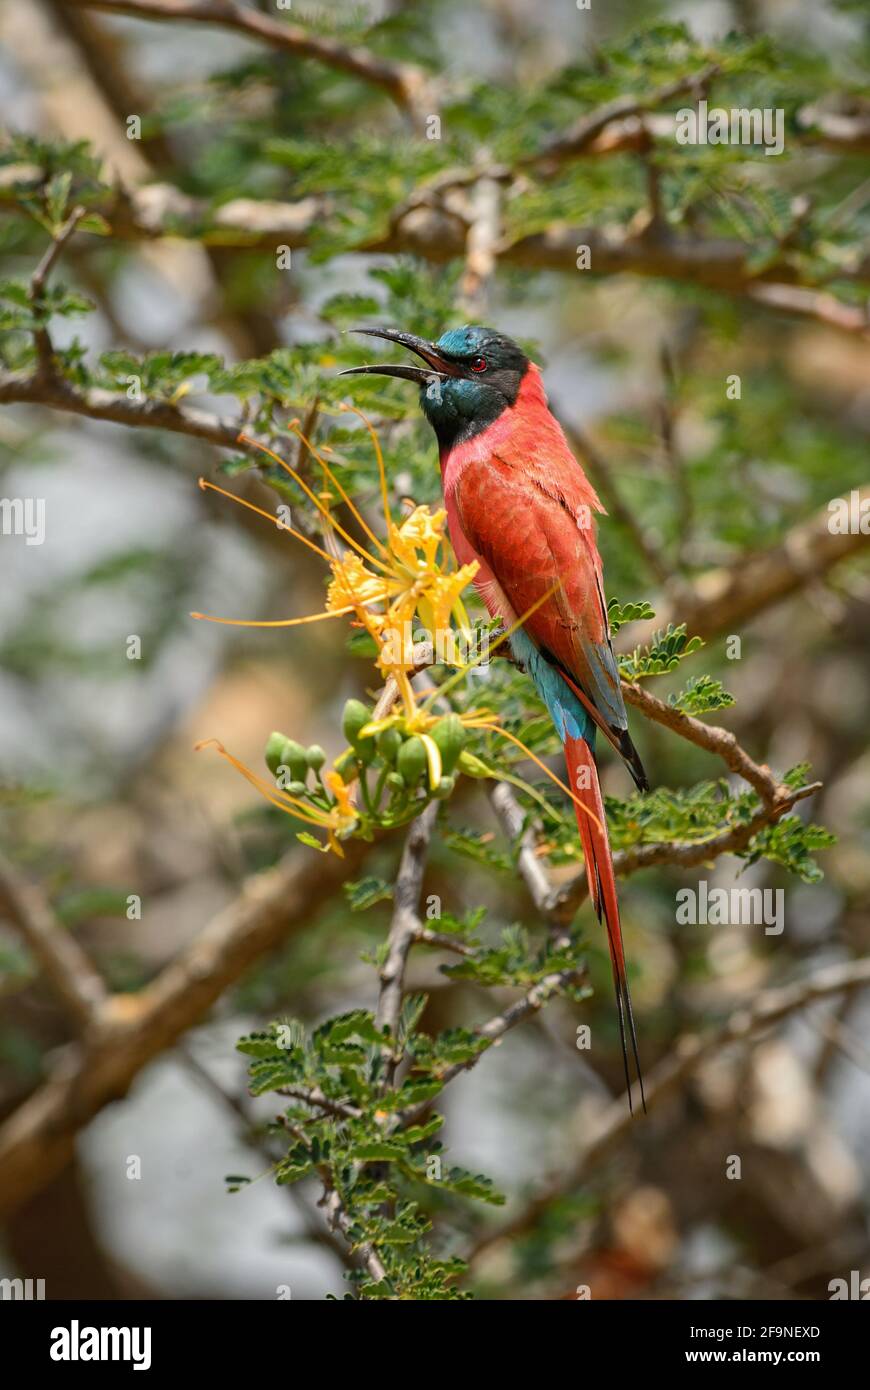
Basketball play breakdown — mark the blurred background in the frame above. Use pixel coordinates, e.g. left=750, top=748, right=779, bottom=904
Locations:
left=0, top=0, right=869, bottom=1300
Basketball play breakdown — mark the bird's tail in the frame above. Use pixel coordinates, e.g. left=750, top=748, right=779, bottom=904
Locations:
left=563, top=733, right=646, bottom=1113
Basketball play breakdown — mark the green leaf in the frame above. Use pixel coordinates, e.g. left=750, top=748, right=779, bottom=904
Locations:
left=619, top=623, right=704, bottom=679
left=670, top=675, right=735, bottom=715
left=351, top=1140, right=405, bottom=1161
left=45, top=170, right=72, bottom=227
left=607, top=597, right=655, bottom=633
left=344, top=876, right=393, bottom=911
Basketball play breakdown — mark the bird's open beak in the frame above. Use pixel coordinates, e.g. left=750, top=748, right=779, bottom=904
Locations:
left=340, top=327, right=461, bottom=384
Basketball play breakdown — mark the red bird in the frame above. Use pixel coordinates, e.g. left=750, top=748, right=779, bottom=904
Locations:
left=345, top=325, right=648, bottom=1108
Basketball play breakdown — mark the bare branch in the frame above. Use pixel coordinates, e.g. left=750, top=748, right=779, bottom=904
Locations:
left=747, top=282, right=869, bottom=336
left=527, top=64, right=720, bottom=174
left=67, top=0, right=433, bottom=124
left=645, top=480, right=870, bottom=642
left=401, top=961, right=588, bottom=1128
left=413, top=927, right=475, bottom=957
left=0, top=838, right=366, bottom=1220
left=376, top=801, right=438, bottom=1084
left=489, top=782, right=558, bottom=923
left=797, top=104, right=870, bottom=154
left=3, top=181, right=866, bottom=337
left=0, top=851, right=108, bottom=1032
left=276, top=1087, right=363, bottom=1123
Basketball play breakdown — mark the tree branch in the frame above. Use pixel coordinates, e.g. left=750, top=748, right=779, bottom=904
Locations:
left=178, top=1048, right=353, bottom=1268
left=0, top=837, right=366, bottom=1220
left=67, top=0, right=433, bottom=124
left=621, top=681, right=793, bottom=804
left=526, top=64, right=720, bottom=173
left=644, top=481, right=870, bottom=642
left=319, top=1183, right=390, bottom=1287
left=543, top=678, right=822, bottom=923
left=4, top=172, right=867, bottom=336
left=13, top=374, right=863, bottom=642
left=457, top=170, right=501, bottom=318
left=0, top=852, right=108, bottom=1032
left=376, top=801, right=438, bottom=1084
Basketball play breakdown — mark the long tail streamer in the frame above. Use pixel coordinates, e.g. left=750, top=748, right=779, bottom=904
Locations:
left=563, top=733, right=646, bottom=1113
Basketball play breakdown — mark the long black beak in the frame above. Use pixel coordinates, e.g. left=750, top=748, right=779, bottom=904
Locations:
left=340, top=327, right=461, bottom=384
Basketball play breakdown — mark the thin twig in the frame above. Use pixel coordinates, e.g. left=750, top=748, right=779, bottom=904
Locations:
left=319, top=1183, right=390, bottom=1287
left=178, top=1048, right=352, bottom=1267
left=0, top=851, right=108, bottom=1032
left=376, top=801, right=438, bottom=1084
left=400, top=962, right=588, bottom=1129
left=28, top=205, right=86, bottom=379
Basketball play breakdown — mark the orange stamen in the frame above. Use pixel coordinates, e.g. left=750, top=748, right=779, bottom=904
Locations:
left=237, top=434, right=392, bottom=575
left=195, top=738, right=332, bottom=827
left=477, top=723, right=604, bottom=833
left=191, top=606, right=354, bottom=628
left=198, top=477, right=332, bottom=563
left=339, top=402, right=393, bottom=541
left=288, top=421, right=388, bottom=557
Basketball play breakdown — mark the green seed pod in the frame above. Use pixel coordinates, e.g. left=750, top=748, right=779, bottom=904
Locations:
left=306, top=744, right=326, bottom=772
left=429, top=714, right=466, bottom=775
left=341, top=698, right=375, bottom=763
left=286, top=780, right=308, bottom=797
left=279, top=738, right=309, bottom=783
left=334, top=749, right=359, bottom=781
left=432, top=774, right=457, bottom=800
left=397, top=735, right=427, bottom=787
left=376, top=726, right=403, bottom=764
left=342, top=698, right=371, bottom=746
left=386, top=771, right=406, bottom=792
left=265, top=730, right=289, bottom=777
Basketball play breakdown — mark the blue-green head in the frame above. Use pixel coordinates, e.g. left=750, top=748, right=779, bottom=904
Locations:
left=342, top=324, right=529, bottom=447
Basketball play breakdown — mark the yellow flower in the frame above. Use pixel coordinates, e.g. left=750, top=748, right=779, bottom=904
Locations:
left=193, top=411, right=602, bottom=852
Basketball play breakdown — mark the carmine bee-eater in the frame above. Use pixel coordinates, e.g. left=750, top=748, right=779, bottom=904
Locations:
left=344, top=325, right=648, bottom=1108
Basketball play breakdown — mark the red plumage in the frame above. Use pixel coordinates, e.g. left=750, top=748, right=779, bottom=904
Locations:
left=440, top=363, right=646, bottom=1108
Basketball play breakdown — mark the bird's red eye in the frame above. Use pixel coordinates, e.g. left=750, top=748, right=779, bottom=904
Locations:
left=470, top=355, right=487, bottom=373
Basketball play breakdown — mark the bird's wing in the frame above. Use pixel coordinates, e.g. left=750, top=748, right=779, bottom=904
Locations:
left=453, top=449, right=629, bottom=739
